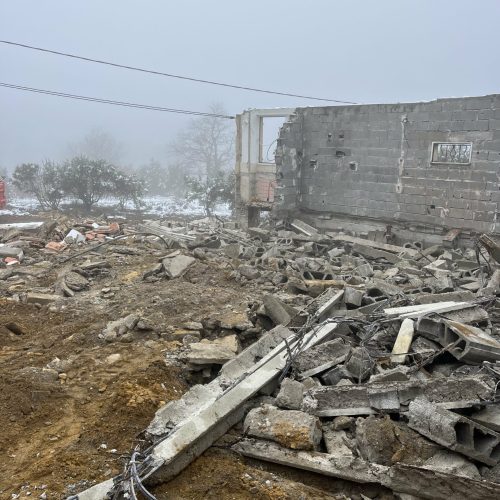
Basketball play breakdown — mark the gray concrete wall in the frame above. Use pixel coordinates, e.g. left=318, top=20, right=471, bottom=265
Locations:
left=274, top=95, right=500, bottom=234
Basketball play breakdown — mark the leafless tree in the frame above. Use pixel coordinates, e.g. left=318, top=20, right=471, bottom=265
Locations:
left=67, top=128, right=124, bottom=164
left=170, top=102, right=234, bottom=178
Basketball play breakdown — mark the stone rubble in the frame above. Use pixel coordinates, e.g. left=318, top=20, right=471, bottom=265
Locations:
left=4, top=215, right=500, bottom=499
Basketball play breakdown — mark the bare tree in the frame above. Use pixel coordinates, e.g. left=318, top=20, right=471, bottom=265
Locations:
left=170, top=102, right=234, bottom=178
left=67, top=128, right=124, bottom=164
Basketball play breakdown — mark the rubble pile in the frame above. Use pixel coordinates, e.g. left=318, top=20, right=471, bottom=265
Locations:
left=3, top=214, right=500, bottom=499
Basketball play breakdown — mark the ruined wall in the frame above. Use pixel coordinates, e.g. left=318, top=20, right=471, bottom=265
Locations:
left=274, top=95, right=500, bottom=234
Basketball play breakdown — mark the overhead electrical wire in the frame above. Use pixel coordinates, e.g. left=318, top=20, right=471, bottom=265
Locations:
left=0, top=81, right=235, bottom=118
left=0, top=39, right=357, bottom=104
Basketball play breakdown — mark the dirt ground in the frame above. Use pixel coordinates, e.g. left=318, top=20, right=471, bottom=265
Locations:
left=0, top=215, right=350, bottom=500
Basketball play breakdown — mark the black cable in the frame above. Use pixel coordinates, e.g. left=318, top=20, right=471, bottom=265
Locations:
left=0, top=82, right=235, bottom=118
left=0, top=40, right=357, bottom=104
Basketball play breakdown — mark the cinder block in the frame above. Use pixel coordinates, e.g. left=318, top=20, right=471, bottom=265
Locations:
left=408, top=398, right=500, bottom=466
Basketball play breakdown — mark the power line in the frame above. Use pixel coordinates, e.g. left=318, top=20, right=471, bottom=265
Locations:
left=0, top=82, right=235, bottom=118
left=0, top=40, right=357, bottom=104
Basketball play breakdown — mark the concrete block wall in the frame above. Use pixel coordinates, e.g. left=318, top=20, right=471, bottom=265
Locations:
left=274, top=95, right=500, bottom=234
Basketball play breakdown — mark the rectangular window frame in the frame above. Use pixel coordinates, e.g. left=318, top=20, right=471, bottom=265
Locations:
left=430, top=142, right=472, bottom=165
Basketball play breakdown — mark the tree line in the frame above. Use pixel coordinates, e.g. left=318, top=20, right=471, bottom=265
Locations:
left=7, top=103, right=236, bottom=215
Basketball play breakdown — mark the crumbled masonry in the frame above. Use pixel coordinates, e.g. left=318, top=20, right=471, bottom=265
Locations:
left=3, top=214, right=500, bottom=499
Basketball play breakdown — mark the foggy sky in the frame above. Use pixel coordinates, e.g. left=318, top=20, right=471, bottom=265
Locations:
left=1, top=0, right=499, bottom=169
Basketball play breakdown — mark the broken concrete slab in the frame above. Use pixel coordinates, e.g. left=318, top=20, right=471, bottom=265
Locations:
left=185, top=335, right=240, bottom=366
left=352, top=243, right=400, bottom=264
left=162, top=254, right=195, bottom=278
left=408, top=397, right=500, bottom=466
left=315, top=289, right=344, bottom=321
left=294, top=338, right=351, bottom=379
left=244, top=404, right=322, bottom=450
left=290, top=219, right=318, bottom=237
left=421, top=450, right=481, bottom=480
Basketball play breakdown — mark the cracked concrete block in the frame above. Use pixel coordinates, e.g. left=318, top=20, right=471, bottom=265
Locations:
left=344, top=286, right=364, bottom=307
left=275, top=378, right=304, bottom=410
left=408, top=397, right=500, bottom=466
left=356, top=415, right=439, bottom=466
left=244, top=404, right=322, bottom=450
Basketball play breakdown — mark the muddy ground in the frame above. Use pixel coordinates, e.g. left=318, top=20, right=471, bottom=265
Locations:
left=0, top=213, right=391, bottom=499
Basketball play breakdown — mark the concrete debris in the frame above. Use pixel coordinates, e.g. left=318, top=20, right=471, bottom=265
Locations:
left=243, top=404, right=322, bottom=450
left=5, top=213, right=500, bottom=498
left=303, top=375, right=497, bottom=416
left=294, top=338, right=351, bottom=379
left=184, top=335, right=240, bottom=366
left=233, top=439, right=500, bottom=500
left=275, top=378, right=304, bottom=410
left=391, top=318, right=415, bottom=364
left=408, top=397, right=500, bottom=465
left=355, top=415, right=439, bottom=466
left=421, top=450, right=481, bottom=479
left=162, top=254, right=196, bottom=278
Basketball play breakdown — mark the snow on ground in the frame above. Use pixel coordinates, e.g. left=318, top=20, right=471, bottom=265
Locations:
left=1, top=196, right=231, bottom=218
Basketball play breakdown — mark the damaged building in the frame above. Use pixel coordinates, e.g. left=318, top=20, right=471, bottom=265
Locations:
left=236, top=94, right=500, bottom=244
left=5, top=95, right=500, bottom=500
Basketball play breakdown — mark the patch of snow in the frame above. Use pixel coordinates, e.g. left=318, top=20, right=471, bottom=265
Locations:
left=2, top=195, right=232, bottom=217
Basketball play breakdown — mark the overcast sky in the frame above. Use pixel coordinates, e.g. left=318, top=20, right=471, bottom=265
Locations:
left=1, top=0, right=499, bottom=168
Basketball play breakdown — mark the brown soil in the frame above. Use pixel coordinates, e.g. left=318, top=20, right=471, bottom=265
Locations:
left=0, top=215, right=386, bottom=500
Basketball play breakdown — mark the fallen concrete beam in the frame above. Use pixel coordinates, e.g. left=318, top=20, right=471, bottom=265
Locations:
left=384, top=301, right=473, bottom=319
left=234, top=438, right=387, bottom=484
left=330, top=234, right=419, bottom=257
left=233, top=439, right=499, bottom=500
left=408, top=398, right=500, bottom=466
left=76, top=323, right=338, bottom=497
left=302, top=375, right=496, bottom=417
